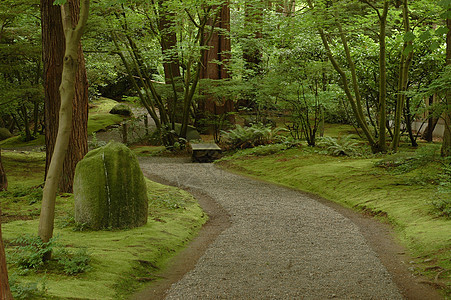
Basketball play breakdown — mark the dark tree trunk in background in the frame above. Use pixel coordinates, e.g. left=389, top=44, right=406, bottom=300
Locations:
left=199, top=3, right=234, bottom=121
left=0, top=209, right=13, bottom=300
left=442, top=15, right=451, bottom=156
left=158, top=0, right=182, bottom=123
left=422, top=96, right=438, bottom=142
left=0, top=150, right=7, bottom=192
left=41, top=0, right=88, bottom=193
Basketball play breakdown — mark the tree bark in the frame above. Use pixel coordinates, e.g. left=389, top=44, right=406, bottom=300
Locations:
left=39, top=0, right=89, bottom=248
left=0, top=209, right=13, bottom=300
left=391, top=0, right=413, bottom=151
left=0, top=150, right=7, bottom=192
left=377, top=0, right=389, bottom=153
left=442, top=15, right=451, bottom=156
left=41, top=0, right=89, bottom=193
left=199, top=3, right=234, bottom=123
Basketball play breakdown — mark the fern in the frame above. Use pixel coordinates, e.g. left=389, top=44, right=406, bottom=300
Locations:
left=317, top=135, right=359, bottom=156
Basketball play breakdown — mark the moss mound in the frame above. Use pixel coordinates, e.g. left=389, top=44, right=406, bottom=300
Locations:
left=0, top=128, right=12, bottom=141
left=109, top=104, right=132, bottom=116
left=73, top=142, right=148, bottom=230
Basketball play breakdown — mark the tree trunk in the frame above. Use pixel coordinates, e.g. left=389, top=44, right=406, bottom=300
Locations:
left=41, top=0, right=89, bottom=193
left=0, top=208, right=13, bottom=300
left=199, top=3, right=234, bottom=126
left=442, top=15, right=451, bottom=156
left=0, top=150, right=7, bottom=192
left=377, top=0, right=389, bottom=153
left=391, top=0, right=413, bottom=151
left=39, top=0, right=89, bottom=249
left=422, top=96, right=438, bottom=142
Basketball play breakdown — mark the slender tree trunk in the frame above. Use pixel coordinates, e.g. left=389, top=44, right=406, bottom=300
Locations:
left=442, top=15, right=451, bottom=156
left=0, top=208, right=13, bottom=300
left=391, top=0, right=413, bottom=151
left=41, top=0, right=89, bottom=193
left=0, top=150, right=7, bottom=192
left=39, top=0, right=89, bottom=249
left=377, top=0, right=389, bottom=152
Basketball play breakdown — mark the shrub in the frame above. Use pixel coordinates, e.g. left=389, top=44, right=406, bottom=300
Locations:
left=8, top=235, right=57, bottom=274
left=316, top=135, right=359, bottom=156
left=9, top=275, right=46, bottom=299
left=7, top=235, right=92, bottom=276
left=221, top=123, right=287, bottom=150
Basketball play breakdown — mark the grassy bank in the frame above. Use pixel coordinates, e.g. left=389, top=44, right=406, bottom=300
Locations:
left=218, top=144, right=450, bottom=293
left=1, top=151, right=206, bottom=299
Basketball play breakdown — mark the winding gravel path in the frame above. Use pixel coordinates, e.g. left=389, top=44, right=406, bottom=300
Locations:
left=138, top=157, right=406, bottom=299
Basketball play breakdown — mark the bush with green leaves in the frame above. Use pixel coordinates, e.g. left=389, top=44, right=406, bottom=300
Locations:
left=221, top=123, right=287, bottom=150
left=9, top=275, right=46, bottom=300
left=316, top=135, right=360, bottom=156
left=7, top=235, right=91, bottom=276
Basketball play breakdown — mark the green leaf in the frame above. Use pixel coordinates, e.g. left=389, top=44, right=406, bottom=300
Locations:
left=435, top=26, right=449, bottom=36
left=429, top=41, right=440, bottom=51
left=53, top=0, right=66, bottom=4
left=418, top=31, right=431, bottom=42
left=402, top=44, right=414, bottom=56
left=403, top=31, right=415, bottom=42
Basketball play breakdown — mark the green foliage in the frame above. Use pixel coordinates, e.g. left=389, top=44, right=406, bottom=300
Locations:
left=9, top=274, right=46, bottom=300
left=54, top=248, right=92, bottom=275
left=316, top=135, right=360, bottom=156
left=8, top=235, right=57, bottom=273
left=221, top=123, right=287, bottom=150
left=88, top=132, right=107, bottom=150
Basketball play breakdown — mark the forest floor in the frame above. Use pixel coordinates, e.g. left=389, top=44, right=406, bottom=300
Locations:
left=135, top=156, right=443, bottom=300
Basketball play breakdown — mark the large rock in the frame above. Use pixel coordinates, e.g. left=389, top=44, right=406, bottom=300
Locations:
left=0, top=128, right=12, bottom=141
left=74, top=142, right=148, bottom=230
left=109, top=104, right=132, bottom=116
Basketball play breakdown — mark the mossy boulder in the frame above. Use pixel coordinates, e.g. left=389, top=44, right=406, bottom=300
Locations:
left=73, top=142, right=148, bottom=230
left=0, top=128, right=12, bottom=141
left=109, top=104, right=132, bottom=116
left=174, top=123, right=201, bottom=141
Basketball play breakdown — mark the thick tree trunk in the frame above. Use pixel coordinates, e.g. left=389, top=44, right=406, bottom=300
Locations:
left=0, top=208, right=13, bottom=300
left=39, top=0, right=89, bottom=248
left=442, top=16, right=451, bottom=156
left=41, top=0, right=88, bottom=193
left=199, top=3, right=234, bottom=124
left=0, top=150, right=7, bottom=192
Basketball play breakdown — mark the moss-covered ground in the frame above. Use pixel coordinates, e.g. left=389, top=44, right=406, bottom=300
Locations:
left=1, top=151, right=206, bottom=299
left=218, top=144, right=450, bottom=294
left=0, top=97, right=124, bottom=149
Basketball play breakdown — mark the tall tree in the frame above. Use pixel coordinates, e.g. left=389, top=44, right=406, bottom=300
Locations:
left=39, top=0, right=89, bottom=249
left=0, top=209, right=13, bottom=300
left=391, top=0, right=413, bottom=151
left=0, top=150, right=6, bottom=192
left=41, top=0, right=89, bottom=193
left=442, top=7, right=451, bottom=156
left=307, top=0, right=389, bottom=153
left=199, top=2, right=234, bottom=120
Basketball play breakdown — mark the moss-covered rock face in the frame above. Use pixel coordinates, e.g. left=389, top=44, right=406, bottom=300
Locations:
left=0, top=128, right=12, bottom=141
left=109, top=104, right=132, bottom=116
left=74, top=142, right=148, bottom=230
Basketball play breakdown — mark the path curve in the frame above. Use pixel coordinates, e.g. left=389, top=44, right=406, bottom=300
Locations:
left=135, top=157, right=441, bottom=300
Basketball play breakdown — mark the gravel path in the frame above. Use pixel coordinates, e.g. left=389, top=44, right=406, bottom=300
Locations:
left=138, top=157, right=404, bottom=299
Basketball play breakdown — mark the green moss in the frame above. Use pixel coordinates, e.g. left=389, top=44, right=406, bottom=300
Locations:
left=131, top=146, right=166, bottom=157
left=0, top=135, right=45, bottom=148
left=218, top=147, right=451, bottom=291
left=87, top=114, right=123, bottom=135
left=2, top=150, right=206, bottom=299
left=74, top=142, right=148, bottom=230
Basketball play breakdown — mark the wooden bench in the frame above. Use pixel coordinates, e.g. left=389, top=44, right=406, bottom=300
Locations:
left=190, top=143, right=222, bottom=163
